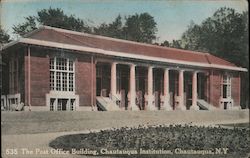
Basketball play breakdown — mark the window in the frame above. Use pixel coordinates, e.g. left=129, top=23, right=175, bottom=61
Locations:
left=69, top=73, right=74, bottom=91
left=96, top=66, right=102, bottom=77
left=50, top=98, right=55, bottom=111
left=50, top=98, right=75, bottom=111
left=221, top=75, right=231, bottom=98
left=50, top=72, right=55, bottom=90
left=57, top=99, right=63, bottom=111
left=70, top=99, right=75, bottom=111
left=50, top=57, right=75, bottom=92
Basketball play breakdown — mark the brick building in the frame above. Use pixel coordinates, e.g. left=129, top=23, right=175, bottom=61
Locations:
left=0, top=26, right=247, bottom=111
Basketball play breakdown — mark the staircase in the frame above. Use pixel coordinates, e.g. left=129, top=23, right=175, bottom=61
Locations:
left=96, top=96, right=121, bottom=111
left=197, top=99, right=217, bottom=110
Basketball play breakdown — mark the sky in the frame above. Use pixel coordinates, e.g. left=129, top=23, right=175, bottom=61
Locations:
left=0, top=0, right=248, bottom=42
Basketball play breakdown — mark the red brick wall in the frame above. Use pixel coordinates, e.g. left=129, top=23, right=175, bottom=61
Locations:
left=25, top=52, right=50, bottom=107
left=209, top=70, right=241, bottom=107
left=231, top=73, right=241, bottom=106
left=209, top=70, right=221, bottom=107
left=75, top=55, right=96, bottom=107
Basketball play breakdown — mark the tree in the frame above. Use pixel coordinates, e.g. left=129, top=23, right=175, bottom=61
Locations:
left=123, top=13, right=157, bottom=43
left=94, top=15, right=124, bottom=39
left=0, top=26, right=10, bottom=46
left=13, top=16, right=37, bottom=37
left=178, top=7, right=249, bottom=108
left=13, top=7, right=91, bottom=36
left=94, top=13, right=158, bottom=44
left=160, top=40, right=170, bottom=47
left=170, top=40, right=182, bottom=49
left=180, top=8, right=248, bottom=67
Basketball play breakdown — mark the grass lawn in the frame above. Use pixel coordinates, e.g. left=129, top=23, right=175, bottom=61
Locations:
left=49, top=124, right=250, bottom=158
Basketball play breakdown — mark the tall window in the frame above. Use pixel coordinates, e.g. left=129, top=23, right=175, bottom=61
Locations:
left=50, top=57, right=75, bottom=92
left=221, top=75, right=231, bottom=98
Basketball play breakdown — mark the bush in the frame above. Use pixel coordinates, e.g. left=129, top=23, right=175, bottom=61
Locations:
left=49, top=124, right=249, bottom=158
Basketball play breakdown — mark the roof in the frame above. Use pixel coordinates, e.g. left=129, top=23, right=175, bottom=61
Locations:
left=1, top=26, right=247, bottom=72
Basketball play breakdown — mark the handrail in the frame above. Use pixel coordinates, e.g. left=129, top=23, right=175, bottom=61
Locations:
left=96, top=96, right=108, bottom=104
left=109, top=94, right=121, bottom=107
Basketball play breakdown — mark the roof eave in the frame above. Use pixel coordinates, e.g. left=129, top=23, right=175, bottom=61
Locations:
left=0, top=39, right=21, bottom=52
left=18, top=38, right=248, bottom=72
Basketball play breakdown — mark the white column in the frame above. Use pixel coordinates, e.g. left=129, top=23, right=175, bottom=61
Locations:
left=129, top=64, right=139, bottom=110
left=177, top=70, right=186, bottom=110
left=162, top=68, right=172, bottom=110
left=147, top=66, right=156, bottom=110
left=191, top=71, right=199, bottom=110
left=148, top=66, right=153, bottom=97
left=110, top=62, right=117, bottom=97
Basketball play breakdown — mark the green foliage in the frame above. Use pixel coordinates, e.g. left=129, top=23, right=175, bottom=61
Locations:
left=49, top=124, right=250, bottom=158
left=13, top=7, right=91, bottom=37
left=14, top=9, right=157, bottom=44
left=170, top=40, right=182, bottom=49
left=124, top=13, right=157, bottom=43
left=12, top=16, right=37, bottom=37
left=179, top=8, right=248, bottom=69
left=160, top=40, right=170, bottom=47
left=168, top=7, right=249, bottom=108
left=37, top=8, right=91, bottom=33
left=0, top=26, right=10, bottom=45
left=94, top=13, right=158, bottom=44
left=94, top=15, right=124, bottom=39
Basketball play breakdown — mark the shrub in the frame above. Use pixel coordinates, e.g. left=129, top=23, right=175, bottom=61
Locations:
left=49, top=124, right=249, bottom=158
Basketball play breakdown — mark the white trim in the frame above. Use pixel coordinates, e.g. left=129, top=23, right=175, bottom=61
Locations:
left=46, top=92, right=79, bottom=111
left=0, top=40, right=20, bottom=51
left=219, top=97, right=234, bottom=110
left=2, top=37, right=247, bottom=72
left=220, top=74, right=234, bottom=110
left=18, top=38, right=247, bottom=72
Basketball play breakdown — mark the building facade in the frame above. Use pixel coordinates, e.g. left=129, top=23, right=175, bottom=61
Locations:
left=0, top=26, right=247, bottom=111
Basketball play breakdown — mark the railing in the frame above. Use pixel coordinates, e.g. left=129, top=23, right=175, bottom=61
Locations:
left=109, top=94, right=121, bottom=107
left=96, top=96, right=109, bottom=111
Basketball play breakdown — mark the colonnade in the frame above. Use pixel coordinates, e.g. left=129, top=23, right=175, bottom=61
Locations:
left=110, top=62, right=200, bottom=111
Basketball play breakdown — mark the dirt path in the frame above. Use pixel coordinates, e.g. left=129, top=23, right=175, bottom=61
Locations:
left=1, top=110, right=249, bottom=158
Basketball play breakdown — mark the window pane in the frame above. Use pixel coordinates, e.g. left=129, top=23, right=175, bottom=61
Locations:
left=57, top=99, right=62, bottom=111
left=62, top=72, right=67, bottom=91
left=50, top=98, right=55, bottom=111
left=69, top=60, right=73, bottom=71
left=50, top=57, right=74, bottom=92
left=227, top=85, right=231, bottom=98
left=69, top=73, right=74, bottom=91
left=56, top=58, right=67, bottom=70
left=70, top=99, right=75, bottom=111
left=50, top=58, right=54, bottom=69
left=223, top=85, right=227, bottom=98
left=50, top=71, right=55, bottom=90
left=56, top=72, right=61, bottom=91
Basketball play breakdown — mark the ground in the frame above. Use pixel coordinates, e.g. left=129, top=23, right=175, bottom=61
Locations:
left=1, top=110, right=249, bottom=158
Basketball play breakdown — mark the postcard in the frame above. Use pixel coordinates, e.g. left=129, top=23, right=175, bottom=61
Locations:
left=1, top=0, right=249, bottom=158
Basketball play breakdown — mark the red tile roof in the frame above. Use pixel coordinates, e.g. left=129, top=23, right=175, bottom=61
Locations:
left=27, top=26, right=238, bottom=68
